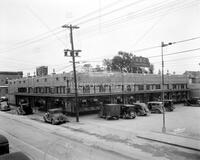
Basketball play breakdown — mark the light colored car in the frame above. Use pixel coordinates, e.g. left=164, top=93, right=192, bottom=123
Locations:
left=132, top=103, right=150, bottom=116
left=0, top=97, right=10, bottom=111
left=147, top=101, right=164, bottom=113
left=43, top=108, right=69, bottom=125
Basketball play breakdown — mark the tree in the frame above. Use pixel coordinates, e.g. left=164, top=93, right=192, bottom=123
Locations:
left=103, top=51, right=152, bottom=73
left=149, top=64, right=154, bottom=74
left=83, top=64, right=92, bottom=72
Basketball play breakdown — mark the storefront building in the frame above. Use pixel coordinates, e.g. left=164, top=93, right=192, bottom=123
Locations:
left=8, top=72, right=189, bottom=115
left=0, top=71, right=23, bottom=98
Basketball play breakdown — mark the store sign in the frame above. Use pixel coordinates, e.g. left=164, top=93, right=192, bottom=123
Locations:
left=132, top=56, right=150, bottom=67
left=118, top=51, right=150, bottom=67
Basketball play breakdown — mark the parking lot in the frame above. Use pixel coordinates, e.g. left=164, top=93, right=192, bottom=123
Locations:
left=1, top=103, right=200, bottom=160
left=9, top=103, right=198, bottom=141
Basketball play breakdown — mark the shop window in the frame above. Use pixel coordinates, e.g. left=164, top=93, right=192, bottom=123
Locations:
left=146, top=84, right=150, bottom=90
left=83, top=85, right=90, bottom=93
left=138, top=85, right=144, bottom=91
left=155, top=84, right=161, bottom=89
left=172, top=84, right=177, bottom=89
left=5, top=78, right=8, bottom=84
left=18, top=87, right=27, bottom=93
left=67, top=87, right=70, bottom=93
left=127, top=85, right=131, bottom=92
left=99, top=85, right=106, bottom=92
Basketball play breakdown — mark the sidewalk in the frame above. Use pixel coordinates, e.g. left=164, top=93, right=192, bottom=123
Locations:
left=137, top=131, right=200, bottom=152
left=27, top=110, right=200, bottom=153
left=5, top=106, right=200, bottom=156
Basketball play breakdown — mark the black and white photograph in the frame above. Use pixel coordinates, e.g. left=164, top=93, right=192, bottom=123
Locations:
left=0, top=0, right=200, bottom=159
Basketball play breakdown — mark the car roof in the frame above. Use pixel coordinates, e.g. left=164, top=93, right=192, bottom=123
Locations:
left=104, top=104, right=120, bottom=106
left=48, top=108, right=63, bottom=112
left=133, top=103, right=146, bottom=105
left=121, top=104, right=135, bottom=107
left=148, top=101, right=162, bottom=104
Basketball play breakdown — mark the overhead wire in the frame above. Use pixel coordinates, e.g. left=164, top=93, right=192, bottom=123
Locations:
left=78, top=0, right=196, bottom=39
left=0, top=0, right=199, bottom=71
left=148, top=47, right=200, bottom=58
left=0, top=0, right=128, bottom=53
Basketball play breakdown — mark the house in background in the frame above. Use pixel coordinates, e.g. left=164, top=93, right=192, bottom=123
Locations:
left=184, top=71, right=200, bottom=98
left=0, top=71, right=23, bottom=98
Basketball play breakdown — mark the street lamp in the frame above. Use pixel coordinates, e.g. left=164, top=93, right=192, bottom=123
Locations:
left=161, top=42, right=172, bottom=133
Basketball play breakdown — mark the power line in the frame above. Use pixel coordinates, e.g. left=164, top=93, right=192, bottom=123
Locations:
left=0, top=0, right=126, bottom=52
left=148, top=47, right=200, bottom=58
left=77, top=0, right=147, bottom=25
left=0, top=0, right=195, bottom=54
left=78, top=0, right=195, bottom=40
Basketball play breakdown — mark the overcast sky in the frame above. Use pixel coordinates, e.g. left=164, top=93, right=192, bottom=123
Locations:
left=0, top=0, right=200, bottom=76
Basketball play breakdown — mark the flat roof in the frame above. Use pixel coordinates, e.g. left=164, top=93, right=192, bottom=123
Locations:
left=0, top=71, right=23, bottom=75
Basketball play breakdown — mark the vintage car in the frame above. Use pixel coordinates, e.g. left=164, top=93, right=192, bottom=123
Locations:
left=99, top=104, right=121, bottom=120
left=147, top=101, right=164, bottom=113
left=0, top=97, right=10, bottom=111
left=120, top=104, right=137, bottom=119
left=163, top=100, right=175, bottom=111
left=0, top=134, right=9, bottom=155
left=132, top=103, right=150, bottom=116
left=43, top=108, right=69, bottom=125
left=184, top=97, right=200, bottom=107
left=16, top=100, right=33, bottom=115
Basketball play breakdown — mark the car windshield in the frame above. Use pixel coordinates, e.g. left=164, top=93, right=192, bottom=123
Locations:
left=49, top=109, right=63, bottom=114
left=1, top=101, right=8, bottom=105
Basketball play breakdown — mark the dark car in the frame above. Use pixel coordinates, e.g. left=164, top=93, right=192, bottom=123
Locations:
left=0, top=97, right=10, bottom=111
left=43, top=108, right=69, bottom=125
left=184, top=97, right=200, bottom=107
left=16, top=100, right=33, bottom=115
left=120, top=104, right=137, bottom=119
left=164, top=100, right=175, bottom=111
left=0, top=134, right=9, bottom=155
left=132, top=103, right=150, bottom=116
left=99, top=104, right=121, bottom=120
left=147, top=101, right=164, bottom=113
left=0, top=152, right=31, bottom=160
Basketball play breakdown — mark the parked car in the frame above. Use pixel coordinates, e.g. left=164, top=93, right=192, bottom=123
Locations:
left=0, top=152, right=31, bottom=160
left=163, top=100, right=175, bottom=111
left=132, top=103, right=150, bottom=116
left=184, top=97, right=200, bottom=107
left=147, top=101, right=164, bottom=113
left=0, top=97, right=10, bottom=111
left=120, top=104, right=137, bottom=119
left=99, top=104, right=121, bottom=120
left=0, top=134, right=9, bottom=155
left=16, top=100, right=33, bottom=115
left=43, top=108, right=69, bottom=125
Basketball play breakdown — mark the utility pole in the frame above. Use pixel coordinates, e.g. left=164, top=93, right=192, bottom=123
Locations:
left=161, top=41, right=172, bottom=133
left=62, top=24, right=81, bottom=122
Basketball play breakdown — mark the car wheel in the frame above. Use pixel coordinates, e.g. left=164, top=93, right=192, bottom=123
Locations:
left=130, top=112, right=136, bottom=119
left=122, top=113, right=126, bottom=119
left=51, top=119, right=56, bottom=125
left=155, top=110, right=161, bottom=113
left=43, top=117, right=47, bottom=122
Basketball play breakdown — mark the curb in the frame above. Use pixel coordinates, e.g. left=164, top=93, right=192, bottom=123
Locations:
left=137, top=135, right=200, bottom=152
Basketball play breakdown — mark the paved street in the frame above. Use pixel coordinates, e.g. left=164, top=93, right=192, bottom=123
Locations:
left=0, top=104, right=200, bottom=160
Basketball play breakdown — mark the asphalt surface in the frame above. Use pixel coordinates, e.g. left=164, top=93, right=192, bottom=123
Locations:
left=0, top=104, right=200, bottom=160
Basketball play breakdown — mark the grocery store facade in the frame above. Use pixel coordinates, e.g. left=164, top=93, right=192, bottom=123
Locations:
left=8, top=72, right=189, bottom=114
